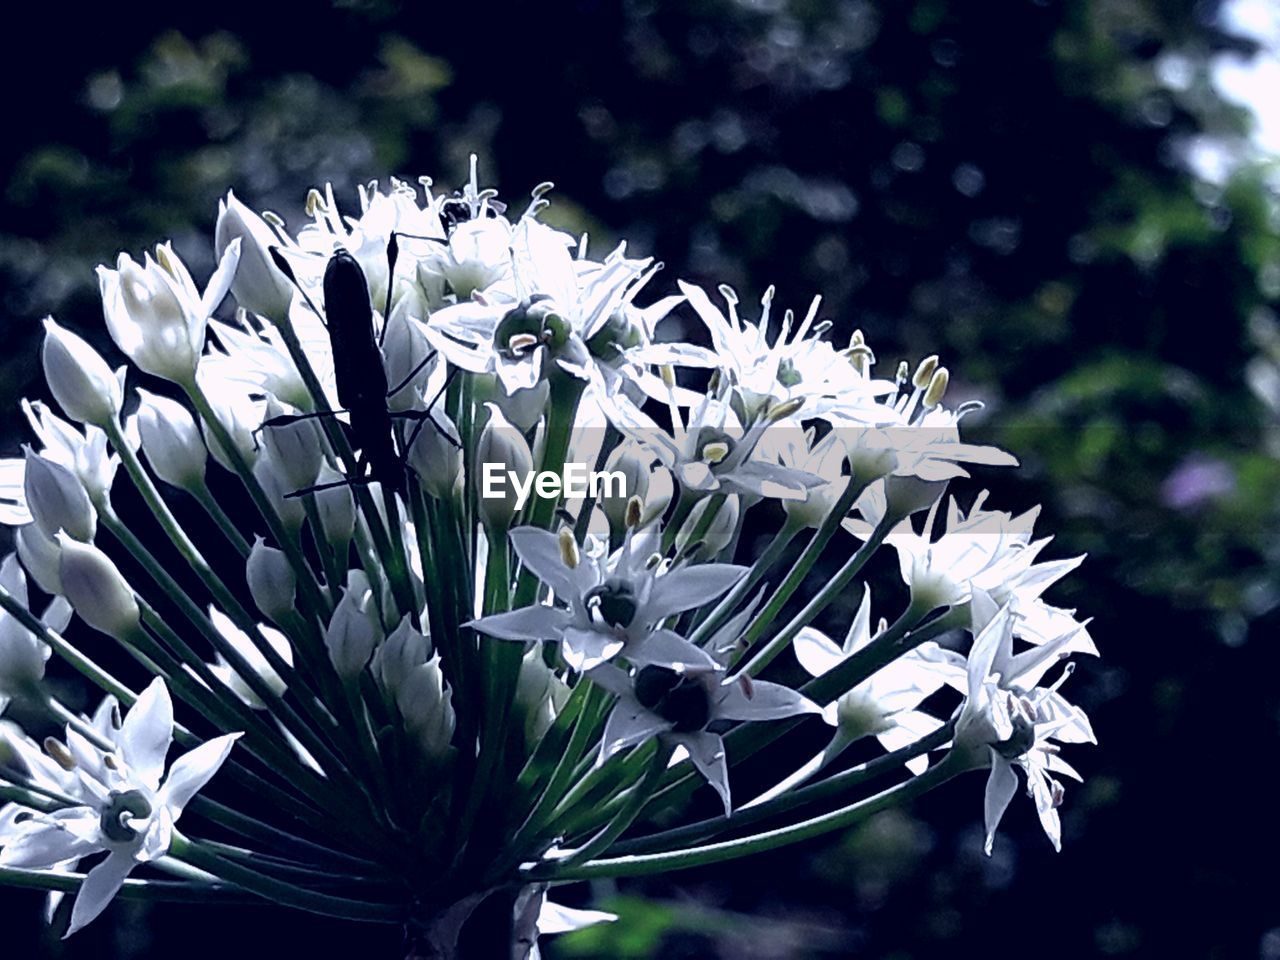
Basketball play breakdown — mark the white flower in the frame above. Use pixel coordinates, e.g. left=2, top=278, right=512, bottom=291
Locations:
left=98, top=240, right=241, bottom=383
left=426, top=219, right=656, bottom=396
left=600, top=390, right=824, bottom=501
left=587, top=649, right=821, bottom=815
left=40, top=318, right=124, bottom=428
left=848, top=491, right=1096, bottom=655
left=474, top=405, right=534, bottom=530
left=469, top=525, right=746, bottom=671
left=953, top=593, right=1095, bottom=854
left=638, top=281, right=892, bottom=424
left=0, top=679, right=240, bottom=936
left=216, top=190, right=294, bottom=321
left=793, top=586, right=966, bottom=775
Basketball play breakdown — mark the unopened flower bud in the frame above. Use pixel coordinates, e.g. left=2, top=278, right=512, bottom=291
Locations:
left=314, top=464, right=356, bottom=549
left=677, top=494, right=739, bottom=558
left=57, top=534, right=139, bottom=640
left=514, top=647, right=569, bottom=741
left=23, top=447, right=96, bottom=542
left=325, top=589, right=379, bottom=681
left=247, top=537, right=296, bottom=623
left=406, top=411, right=462, bottom=500
left=475, top=404, right=533, bottom=531
left=40, top=318, right=123, bottom=428
left=372, top=616, right=430, bottom=698
left=254, top=451, right=305, bottom=537
left=396, top=656, right=455, bottom=759
left=216, top=191, right=293, bottom=322
left=0, top=556, right=52, bottom=696
left=135, top=389, right=207, bottom=492
left=260, top=399, right=324, bottom=492
left=16, top=523, right=62, bottom=595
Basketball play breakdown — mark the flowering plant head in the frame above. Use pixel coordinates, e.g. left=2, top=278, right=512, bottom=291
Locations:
left=0, top=160, right=1097, bottom=955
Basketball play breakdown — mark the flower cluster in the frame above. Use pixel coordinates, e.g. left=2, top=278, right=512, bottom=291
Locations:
left=0, top=162, right=1096, bottom=954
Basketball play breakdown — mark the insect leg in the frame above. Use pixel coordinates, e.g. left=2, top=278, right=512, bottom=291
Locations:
left=269, top=247, right=329, bottom=328
left=386, top=350, right=439, bottom=400
left=284, top=475, right=374, bottom=500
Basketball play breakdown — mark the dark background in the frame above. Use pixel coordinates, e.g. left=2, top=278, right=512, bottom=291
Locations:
left=2, top=1, right=1277, bottom=957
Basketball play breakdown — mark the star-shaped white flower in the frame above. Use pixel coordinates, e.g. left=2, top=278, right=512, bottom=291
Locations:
left=0, top=679, right=241, bottom=935
left=793, top=585, right=966, bottom=775
left=587, top=643, right=822, bottom=815
left=953, top=592, right=1095, bottom=854
left=469, top=526, right=746, bottom=671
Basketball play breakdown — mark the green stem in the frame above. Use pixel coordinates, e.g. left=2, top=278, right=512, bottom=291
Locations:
left=735, top=513, right=893, bottom=678
left=529, top=751, right=970, bottom=880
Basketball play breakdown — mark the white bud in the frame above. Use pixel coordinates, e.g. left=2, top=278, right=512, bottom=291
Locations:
left=372, top=615, right=430, bottom=698
left=514, top=647, right=569, bottom=741
left=475, top=404, right=533, bottom=530
left=254, top=451, right=305, bottom=537
left=216, top=191, right=293, bottom=322
left=246, top=537, right=296, bottom=624
left=57, top=534, right=139, bottom=640
left=325, top=589, right=378, bottom=680
left=16, top=523, right=62, bottom=595
left=0, top=555, right=53, bottom=696
left=260, top=399, right=324, bottom=492
left=135, top=388, right=207, bottom=492
left=677, top=494, right=739, bottom=557
left=199, top=384, right=260, bottom=472
left=40, top=318, right=123, bottom=427
left=406, top=411, right=462, bottom=500
left=382, top=308, right=435, bottom=413
left=396, top=656, right=455, bottom=759
left=23, top=447, right=96, bottom=542
left=314, top=464, right=356, bottom=550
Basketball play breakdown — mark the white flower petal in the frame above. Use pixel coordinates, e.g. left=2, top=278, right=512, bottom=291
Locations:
left=983, top=752, right=1019, bottom=855
left=119, top=678, right=173, bottom=791
left=469, top=605, right=571, bottom=642
left=677, top=730, right=732, bottom=816
left=158, top=732, right=242, bottom=819
left=646, top=564, right=747, bottom=621
left=65, top=850, right=136, bottom=937
left=715, top=677, right=821, bottom=722
left=792, top=627, right=845, bottom=678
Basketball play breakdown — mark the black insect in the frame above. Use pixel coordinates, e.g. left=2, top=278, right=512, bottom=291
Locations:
left=262, top=235, right=454, bottom=498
